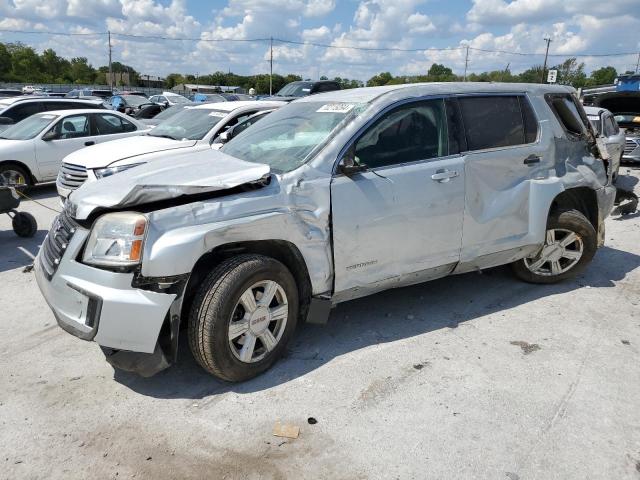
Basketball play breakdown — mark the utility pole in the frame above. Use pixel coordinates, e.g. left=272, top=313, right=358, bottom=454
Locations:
left=269, top=37, right=273, bottom=96
left=636, top=51, right=640, bottom=73
left=463, top=45, right=469, bottom=82
left=108, top=30, right=113, bottom=90
left=541, top=37, right=552, bottom=83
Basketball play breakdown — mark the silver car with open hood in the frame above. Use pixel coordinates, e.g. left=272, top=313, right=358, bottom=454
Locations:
left=35, top=83, right=616, bottom=381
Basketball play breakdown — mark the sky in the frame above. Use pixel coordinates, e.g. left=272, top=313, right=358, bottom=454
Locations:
left=0, top=0, right=639, bottom=81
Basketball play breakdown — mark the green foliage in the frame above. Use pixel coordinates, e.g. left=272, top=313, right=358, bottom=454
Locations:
left=0, top=41, right=621, bottom=92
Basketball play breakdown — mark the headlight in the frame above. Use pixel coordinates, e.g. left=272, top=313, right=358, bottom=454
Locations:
left=83, top=212, right=147, bottom=267
left=94, top=163, right=144, bottom=179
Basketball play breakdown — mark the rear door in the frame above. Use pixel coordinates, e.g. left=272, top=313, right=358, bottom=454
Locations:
left=455, top=94, right=544, bottom=266
left=35, top=113, right=92, bottom=179
left=331, top=98, right=466, bottom=299
left=90, top=112, right=140, bottom=144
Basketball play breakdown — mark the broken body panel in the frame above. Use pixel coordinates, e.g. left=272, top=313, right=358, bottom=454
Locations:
left=35, top=82, right=616, bottom=376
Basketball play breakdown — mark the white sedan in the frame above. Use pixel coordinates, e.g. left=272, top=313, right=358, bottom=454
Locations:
left=57, top=101, right=285, bottom=199
left=0, top=109, right=147, bottom=186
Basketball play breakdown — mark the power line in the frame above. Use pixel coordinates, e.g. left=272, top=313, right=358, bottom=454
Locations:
left=0, top=28, right=638, bottom=58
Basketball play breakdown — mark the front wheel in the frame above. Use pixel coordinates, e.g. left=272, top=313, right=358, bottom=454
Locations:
left=12, top=212, right=37, bottom=237
left=511, top=209, right=597, bottom=284
left=188, top=254, right=299, bottom=382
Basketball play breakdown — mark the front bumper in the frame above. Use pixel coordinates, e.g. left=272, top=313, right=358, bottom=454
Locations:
left=34, top=227, right=177, bottom=354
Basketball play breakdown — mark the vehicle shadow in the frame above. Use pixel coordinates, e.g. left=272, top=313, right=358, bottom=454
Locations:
left=0, top=228, right=46, bottom=273
left=114, top=244, right=640, bottom=400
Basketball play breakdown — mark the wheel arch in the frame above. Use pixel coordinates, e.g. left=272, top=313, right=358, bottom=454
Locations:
left=0, top=160, right=37, bottom=184
left=548, top=187, right=598, bottom=231
left=181, top=239, right=313, bottom=327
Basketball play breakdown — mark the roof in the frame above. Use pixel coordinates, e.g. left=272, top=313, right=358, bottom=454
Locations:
left=296, top=82, right=575, bottom=104
left=190, top=100, right=286, bottom=112
left=0, top=96, right=103, bottom=106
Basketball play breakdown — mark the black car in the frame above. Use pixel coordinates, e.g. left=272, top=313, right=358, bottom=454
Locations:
left=0, top=89, right=23, bottom=98
left=262, top=80, right=341, bottom=102
left=107, top=94, right=155, bottom=115
left=0, top=97, right=105, bottom=131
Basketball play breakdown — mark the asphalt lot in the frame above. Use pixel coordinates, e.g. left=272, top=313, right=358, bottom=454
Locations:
left=1, top=168, right=639, bottom=480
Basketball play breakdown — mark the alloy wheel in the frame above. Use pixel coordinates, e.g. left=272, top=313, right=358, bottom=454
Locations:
left=524, top=228, right=584, bottom=276
left=228, top=280, right=289, bottom=363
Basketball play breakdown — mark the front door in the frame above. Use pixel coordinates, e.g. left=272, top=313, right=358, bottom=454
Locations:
left=35, top=113, right=92, bottom=179
left=331, top=98, right=465, bottom=299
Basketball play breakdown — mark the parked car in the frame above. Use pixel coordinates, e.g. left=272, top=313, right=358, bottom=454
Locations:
left=42, top=92, right=68, bottom=98
left=210, top=109, right=276, bottom=150
left=21, top=85, right=37, bottom=94
left=0, top=109, right=146, bottom=186
left=149, top=92, right=190, bottom=107
left=56, top=101, right=286, bottom=199
left=0, top=89, right=23, bottom=98
left=0, top=97, right=105, bottom=133
left=593, top=91, right=640, bottom=164
left=137, top=103, right=195, bottom=128
left=36, top=83, right=616, bottom=382
left=66, top=89, right=113, bottom=99
left=584, top=106, right=624, bottom=180
left=106, top=95, right=155, bottom=115
left=261, top=80, right=341, bottom=102
left=192, top=93, right=252, bottom=102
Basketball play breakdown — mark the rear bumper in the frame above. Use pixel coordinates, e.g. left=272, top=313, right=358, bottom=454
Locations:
left=34, top=228, right=177, bottom=354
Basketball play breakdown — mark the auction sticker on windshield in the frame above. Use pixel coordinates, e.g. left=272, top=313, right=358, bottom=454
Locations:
left=317, top=103, right=355, bottom=113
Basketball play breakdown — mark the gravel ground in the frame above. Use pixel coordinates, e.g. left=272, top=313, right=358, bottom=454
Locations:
left=1, top=168, right=639, bottom=480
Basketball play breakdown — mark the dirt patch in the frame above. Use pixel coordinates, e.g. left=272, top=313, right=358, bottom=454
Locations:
left=510, top=341, right=541, bottom=355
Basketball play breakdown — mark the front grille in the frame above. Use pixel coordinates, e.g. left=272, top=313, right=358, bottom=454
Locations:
left=624, top=138, right=639, bottom=155
left=39, top=210, right=77, bottom=280
left=57, top=163, right=88, bottom=191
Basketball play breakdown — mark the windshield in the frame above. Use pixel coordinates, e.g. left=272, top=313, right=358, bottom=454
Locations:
left=275, top=82, right=313, bottom=97
left=0, top=114, right=57, bottom=140
left=153, top=104, right=190, bottom=121
left=167, top=95, right=190, bottom=104
left=222, top=101, right=363, bottom=172
left=148, top=108, right=226, bottom=140
left=122, top=95, right=150, bottom=107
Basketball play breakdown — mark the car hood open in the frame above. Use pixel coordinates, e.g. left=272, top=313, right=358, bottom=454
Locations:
left=63, top=134, right=197, bottom=169
left=68, top=149, right=271, bottom=220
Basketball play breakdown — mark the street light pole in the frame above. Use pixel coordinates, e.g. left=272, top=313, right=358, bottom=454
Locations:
left=541, top=37, right=552, bottom=83
left=269, top=37, right=273, bottom=96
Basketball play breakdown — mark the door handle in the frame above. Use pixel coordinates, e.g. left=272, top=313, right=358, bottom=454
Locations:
left=431, top=169, right=459, bottom=183
left=524, top=154, right=541, bottom=165
left=84, top=141, right=95, bottom=146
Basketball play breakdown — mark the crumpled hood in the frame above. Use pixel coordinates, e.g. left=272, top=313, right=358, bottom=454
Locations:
left=63, top=135, right=197, bottom=169
left=69, top=149, right=270, bottom=220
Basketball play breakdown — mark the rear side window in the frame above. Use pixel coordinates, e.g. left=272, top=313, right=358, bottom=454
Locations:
left=545, top=94, right=587, bottom=138
left=603, top=115, right=619, bottom=136
left=93, top=113, right=137, bottom=134
left=458, top=96, right=529, bottom=150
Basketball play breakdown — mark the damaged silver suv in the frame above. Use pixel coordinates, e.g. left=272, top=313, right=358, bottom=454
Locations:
left=35, top=83, right=616, bottom=382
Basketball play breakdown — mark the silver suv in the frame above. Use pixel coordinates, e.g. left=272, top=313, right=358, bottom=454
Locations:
left=35, top=83, right=616, bottom=382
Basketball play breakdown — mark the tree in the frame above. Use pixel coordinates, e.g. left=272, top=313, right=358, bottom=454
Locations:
left=40, top=49, right=70, bottom=82
left=426, top=63, right=457, bottom=82
left=516, top=65, right=544, bottom=83
left=366, top=72, right=394, bottom=86
left=0, top=43, right=11, bottom=81
left=9, top=44, right=44, bottom=82
left=69, top=57, right=95, bottom=84
left=551, top=58, right=586, bottom=88
left=165, top=73, right=185, bottom=88
left=586, top=66, right=617, bottom=87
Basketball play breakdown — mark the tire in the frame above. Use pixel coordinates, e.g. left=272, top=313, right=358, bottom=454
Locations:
left=188, top=254, right=299, bottom=382
left=12, top=212, right=37, bottom=238
left=0, top=163, right=31, bottom=187
left=511, top=209, right=597, bottom=284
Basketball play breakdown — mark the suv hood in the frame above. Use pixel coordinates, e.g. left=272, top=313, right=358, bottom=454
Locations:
left=63, top=135, right=197, bottom=169
left=68, top=149, right=270, bottom=220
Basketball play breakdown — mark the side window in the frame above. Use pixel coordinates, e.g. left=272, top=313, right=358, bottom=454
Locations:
left=458, top=96, right=526, bottom=150
left=5, top=102, right=42, bottom=122
left=545, top=93, right=587, bottom=138
left=604, top=115, right=618, bottom=136
left=354, top=99, right=448, bottom=169
left=93, top=113, right=137, bottom=134
left=444, top=98, right=465, bottom=155
left=520, top=96, right=539, bottom=143
left=51, top=114, right=90, bottom=139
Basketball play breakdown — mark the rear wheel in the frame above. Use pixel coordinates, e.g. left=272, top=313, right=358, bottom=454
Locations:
left=188, top=254, right=299, bottom=382
left=0, top=164, right=30, bottom=187
left=511, top=209, right=597, bottom=284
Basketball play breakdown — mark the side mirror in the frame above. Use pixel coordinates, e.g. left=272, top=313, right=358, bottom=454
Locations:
left=42, top=130, right=59, bottom=141
left=164, top=101, right=170, bottom=108
left=339, top=149, right=367, bottom=175
left=0, top=116, right=14, bottom=125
